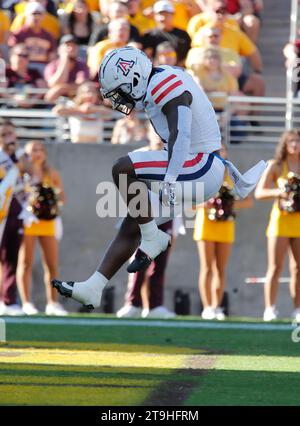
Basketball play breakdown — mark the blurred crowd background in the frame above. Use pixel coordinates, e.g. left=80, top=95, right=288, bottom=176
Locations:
left=0, top=0, right=266, bottom=140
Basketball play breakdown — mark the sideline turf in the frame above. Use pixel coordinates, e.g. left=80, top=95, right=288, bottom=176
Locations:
left=0, top=316, right=299, bottom=406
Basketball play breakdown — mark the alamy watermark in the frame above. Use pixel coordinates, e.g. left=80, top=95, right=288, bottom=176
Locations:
left=291, top=319, right=300, bottom=343
left=0, top=319, right=6, bottom=342
left=95, top=175, right=205, bottom=228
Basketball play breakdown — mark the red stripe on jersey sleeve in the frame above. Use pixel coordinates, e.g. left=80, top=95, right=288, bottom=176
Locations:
left=154, top=80, right=183, bottom=104
left=151, top=74, right=176, bottom=96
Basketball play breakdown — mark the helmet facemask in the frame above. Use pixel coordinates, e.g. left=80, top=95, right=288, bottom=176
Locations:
left=102, top=83, right=135, bottom=115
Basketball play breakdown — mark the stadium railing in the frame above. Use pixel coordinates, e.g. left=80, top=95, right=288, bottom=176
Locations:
left=224, top=95, right=300, bottom=144
left=1, top=95, right=300, bottom=144
left=0, top=87, right=57, bottom=142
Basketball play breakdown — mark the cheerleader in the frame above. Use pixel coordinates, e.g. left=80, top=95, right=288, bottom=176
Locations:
left=17, top=141, right=67, bottom=316
left=255, top=130, right=300, bottom=322
left=194, top=146, right=252, bottom=320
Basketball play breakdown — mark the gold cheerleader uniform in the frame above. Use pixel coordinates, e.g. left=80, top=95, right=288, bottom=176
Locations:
left=24, top=175, right=57, bottom=238
left=193, top=175, right=235, bottom=243
left=266, top=162, right=300, bottom=238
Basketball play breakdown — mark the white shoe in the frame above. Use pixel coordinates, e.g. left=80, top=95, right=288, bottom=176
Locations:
left=116, top=305, right=142, bottom=318
left=263, top=306, right=278, bottom=322
left=140, top=229, right=171, bottom=260
left=0, top=303, right=24, bottom=316
left=215, top=307, right=226, bottom=321
left=292, top=308, right=300, bottom=323
left=141, top=306, right=176, bottom=319
left=127, top=230, right=171, bottom=273
left=22, top=302, right=39, bottom=315
left=45, top=302, right=68, bottom=316
left=52, top=273, right=105, bottom=309
left=201, top=306, right=216, bottom=320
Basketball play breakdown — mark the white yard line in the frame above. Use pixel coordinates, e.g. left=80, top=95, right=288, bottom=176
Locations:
left=2, top=316, right=293, bottom=331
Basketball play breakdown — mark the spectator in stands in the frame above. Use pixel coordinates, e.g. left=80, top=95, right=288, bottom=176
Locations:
left=89, top=0, right=141, bottom=46
left=123, top=0, right=156, bottom=35
left=194, top=144, right=252, bottom=320
left=62, top=0, right=100, bottom=14
left=44, top=34, right=89, bottom=103
left=53, top=81, right=112, bottom=143
left=17, top=140, right=67, bottom=316
left=60, top=0, right=96, bottom=46
left=0, top=7, right=10, bottom=58
left=2, top=44, right=46, bottom=108
left=224, top=0, right=262, bottom=43
left=111, top=110, right=147, bottom=145
left=10, top=0, right=61, bottom=40
left=191, top=0, right=263, bottom=41
left=169, top=0, right=202, bottom=31
left=142, top=0, right=191, bottom=66
left=255, top=130, right=300, bottom=322
left=12, top=0, right=58, bottom=17
left=0, top=118, right=25, bottom=316
left=188, top=47, right=239, bottom=111
left=189, top=46, right=249, bottom=140
left=188, top=2, right=265, bottom=97
left=186, top=26, right=242, bottom=78
left=8, top=2, right=57, bottom=74
left=87, top=18, right=130, bottom=79
left=188, top=0, right=240, bottom=39
left=143, top=0, right=201, bottom=32
left=5, top=44, right=44, bottom=89
left=154, top=41, right=177, bottom=65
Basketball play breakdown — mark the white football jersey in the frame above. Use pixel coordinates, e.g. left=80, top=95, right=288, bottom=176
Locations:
left=143, top=65, right=221, bottom=154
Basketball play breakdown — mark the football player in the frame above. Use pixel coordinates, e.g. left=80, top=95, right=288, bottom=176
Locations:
left=52, top=46, right=266, bottom=309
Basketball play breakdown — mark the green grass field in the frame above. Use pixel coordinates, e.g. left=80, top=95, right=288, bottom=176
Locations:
left=0, top=315, right=300, bottom=406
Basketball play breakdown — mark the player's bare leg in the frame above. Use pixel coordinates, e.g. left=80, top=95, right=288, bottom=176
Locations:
left=98, top=215, right=141, bottom=280
left=111, top=156, right=171, bottom=272
left=52, top=156, right=171, bottom=309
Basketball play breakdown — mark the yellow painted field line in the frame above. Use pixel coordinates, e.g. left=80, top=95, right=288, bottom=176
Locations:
left=0, top=348, right=191, bottom=369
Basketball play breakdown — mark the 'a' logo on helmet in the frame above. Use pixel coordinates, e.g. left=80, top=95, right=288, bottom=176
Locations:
left=116, top=58, right=135, bottom=76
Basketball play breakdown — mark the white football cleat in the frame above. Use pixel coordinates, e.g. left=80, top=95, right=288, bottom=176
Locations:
left=201, top=306, right=216, bottom=320
left=52, top=279, right=103, bottom=309
left=22, top=302, right=39, bottom=315
left=116, top=305, right=142, bottom=318
left=127, top=229, right=171, bottom=273
left=45, top=302, right=68, bottom=316
left=142, top=306, right=176, bottom=319
left=263, top=306, right=278, bottom=322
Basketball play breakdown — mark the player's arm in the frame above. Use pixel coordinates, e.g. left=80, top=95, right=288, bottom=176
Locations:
left=161, top=91, right=193, bottom=184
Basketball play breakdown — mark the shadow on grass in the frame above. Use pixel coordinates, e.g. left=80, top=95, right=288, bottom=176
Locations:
left=0, top=362, right=213, bottom=406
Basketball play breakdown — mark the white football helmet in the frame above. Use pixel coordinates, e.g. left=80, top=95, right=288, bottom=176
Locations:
left=99, top=46, right=153, bottom=115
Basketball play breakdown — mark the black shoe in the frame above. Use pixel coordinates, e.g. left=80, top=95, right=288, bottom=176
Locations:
left=78, top=305, right=94, bottom=313
left=127, top=251, right=152, bottom=273
left=52, top=279, right=74, bottom=298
